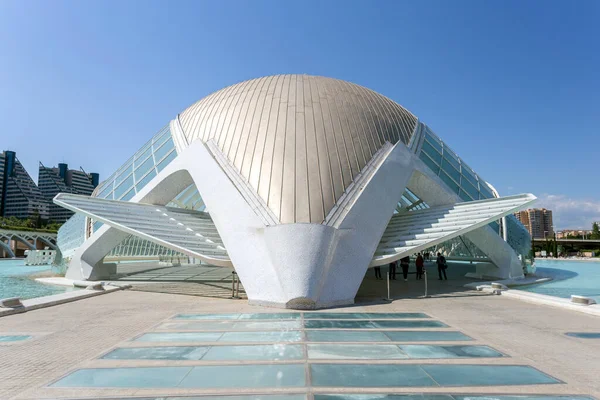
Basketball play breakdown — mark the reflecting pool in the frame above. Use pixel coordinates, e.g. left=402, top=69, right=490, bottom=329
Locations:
left=519, top=259, right=600, bottom=302
left=0, top=259, right=76, bottom=300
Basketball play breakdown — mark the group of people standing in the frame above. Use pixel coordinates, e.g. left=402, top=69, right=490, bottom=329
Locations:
left=373, top=252, right=448, bottom=281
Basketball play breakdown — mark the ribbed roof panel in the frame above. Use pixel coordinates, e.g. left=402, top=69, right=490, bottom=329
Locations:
left=179, top=75, right=417, bottom=224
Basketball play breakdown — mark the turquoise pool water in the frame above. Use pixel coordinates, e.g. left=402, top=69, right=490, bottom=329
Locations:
left=520, top=259, right=600, bottom=302
left=0, top=259, right=76, bottom=300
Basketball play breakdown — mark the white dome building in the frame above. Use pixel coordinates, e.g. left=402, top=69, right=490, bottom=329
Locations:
left=55, top=75, right=536, bottom=309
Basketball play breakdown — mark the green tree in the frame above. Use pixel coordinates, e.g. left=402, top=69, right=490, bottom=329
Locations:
left=592, top=222, right=600, bottom=240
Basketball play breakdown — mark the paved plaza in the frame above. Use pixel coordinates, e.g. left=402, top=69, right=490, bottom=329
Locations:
left=0, top=268, right=599, bottom=399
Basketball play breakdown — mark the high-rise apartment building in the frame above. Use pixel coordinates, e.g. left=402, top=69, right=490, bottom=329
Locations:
left=0, top=150, right=99, bottom=223
left=38, top=163, right=99, bottom=223
left=0, top=151, right=49, bottom=220
left=514, top=208, right=554, bottom=239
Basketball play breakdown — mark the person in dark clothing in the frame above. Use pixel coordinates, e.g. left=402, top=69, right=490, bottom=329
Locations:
left=436, top=252, right=448, bottom=280
left=388, top=261, right=397, bottom=280
left=400, top=256, right=410, bottom=281
left=374, top=266, right=382, bottom=280
left=416, top=252, right=424, bottom=280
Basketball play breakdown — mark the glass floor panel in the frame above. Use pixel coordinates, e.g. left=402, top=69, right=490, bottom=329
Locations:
left=565, top=332, right=600, bottom=339
left=53, top=365, right=306, bottom=388
left=219, top=331, right=303, bottom=342
left=373, top=320, right=448, bottom=329
left=174, top=313, right=242, bottom=320
left=305, top=320, right=447, bottom=329
left=421, top=364, right=560, bottom=386
left=314, top=395, right=594, bottom=400
left=63, top=395, right=594, bottom=400
left=384, top=331, right=472, bottom=342
left=308, top=344, right=408, bottom=359
left=178, top=364, right=305, bottom=388
left=134, top=331, right=303, bottom=343
left=316, top=396, right=456, bottom=400
left=306, top=344, right=502, bottom=359
left=304, top=313, right=430, bottom=319
left=453, top=397, right=595, bottom=400
left=310, top=364, right=560, bottom=387
left=238, top=313, right=302, bottom=320
left=174, top=313, right=301, bottom=320
left=134, top=332, right=224, bottom=342
left=102, top=346, right=210, bottom=360
left=52, top=367, right=193, bottom=388
left=158, top=320, right=302, bottom=331
left=311, top=364, right=436, bottom=387
left=307, top=330, right=391, bottom=342
left=201, top=344, right=304, bottom=361
left=134, top=396, right=308, bottom=400
left=0, top=335, right=31, bottom=342
left=398, top=345, right=503, bottom=359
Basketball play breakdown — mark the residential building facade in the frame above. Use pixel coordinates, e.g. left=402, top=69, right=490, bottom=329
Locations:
left=0, top=151, right=49, bottom=220
left=38, top=163, right=99, bottom=223
left=514, top=208, right=554, bottom=239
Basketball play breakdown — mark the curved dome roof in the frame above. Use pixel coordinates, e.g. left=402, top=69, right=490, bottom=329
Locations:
left=178, top=75, right=417, bottom=224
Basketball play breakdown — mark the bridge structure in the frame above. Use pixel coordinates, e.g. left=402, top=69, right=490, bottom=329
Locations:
left=532, top=238, right=600, bottom=252
left=0, top=228, right=58, bottom=258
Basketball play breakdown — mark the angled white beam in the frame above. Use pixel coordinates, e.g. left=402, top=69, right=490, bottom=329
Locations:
left=54, top=193, right=231, bottom=267
left=371, top=193, right=537, bottom=266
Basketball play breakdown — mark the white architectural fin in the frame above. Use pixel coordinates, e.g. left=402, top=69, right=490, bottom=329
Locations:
left=205, top=139, right=280, bottom=226
left=371, top=193, right=537, bottom=266
left=53, top=193, right=232, bottom=267
left=169, top=115, right=190, bottom=155
left=324, top=142, right=394, bottom=227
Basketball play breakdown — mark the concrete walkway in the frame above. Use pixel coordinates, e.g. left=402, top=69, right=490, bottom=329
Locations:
left=0, top=283, right=598, bottom=399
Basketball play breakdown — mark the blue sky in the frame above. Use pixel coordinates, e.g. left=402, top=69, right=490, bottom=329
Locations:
left=0, top=1, right=598, bottom=228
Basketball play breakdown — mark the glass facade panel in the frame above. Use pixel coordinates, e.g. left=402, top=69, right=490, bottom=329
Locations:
left=479, top=182, right=495, bottom=199
left=57, top=213, right=86, bottom=260
left=424, top=133, right=443, bottom=153
left=154, top=138, right=175, bottom=163
left=88, top=124, right=177, bottom=236
left=441, top=161, right=461, bottom=184
left=115, top=164, right=133, bottom=187
left=417, top=124, right=497, bottom=204
left=55, top=123, right=189, bottom=262
left=121, top=187, right=136, bottom=201
left=134, top=156, right=155, bottom=181
left=442, top=149, right=460, bottom=171
left=136, top=169, right=157, bottom=191
left=462, top=179, right=479, bottom=200
left=421, top=140, right=442, bottom=164
left=156, top=151, right=177, bottom=173
left=504, top=214, right=531, bottom=268
left=153, top=126, right=172, bottom=147
left=414, top=122, right=533, bottom=263
left=114, top=174, right=134, bottom=199
left=458, top=189, right=473, bottom=202
left=97, top=183, right=113, bottom=200
left=419, top=153, right=440, bottom=175
left=134, top=142, right=153, bottom=163
left=461, top=166, right=478, bottom=187
left=489, top=221, right=500, bottom=233
left=439, top=170, right=459, bottom=193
